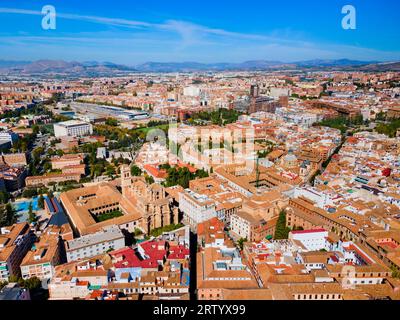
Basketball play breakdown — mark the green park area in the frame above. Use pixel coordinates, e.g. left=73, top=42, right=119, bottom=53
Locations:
left=150, top=223, right=184, bottom=237
left=93, top=210, right=124, bottom=222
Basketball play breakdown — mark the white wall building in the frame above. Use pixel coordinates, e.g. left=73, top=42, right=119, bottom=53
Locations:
left=289, top=229, right=329, bottom=251
left=293, top=187, right=336, bottom=209
left=269, top=87, right=291, bottom=98
left=230, top=211, right=256, bottom=241
left=0, top=131, right=18, bottom=146
left=66, top=226, right=125, bottom=262
left=179, top=190, right=217, bottom=226
left=183, top=86, right=201, bottom=97
left=54, top=120, right=93, bottom=138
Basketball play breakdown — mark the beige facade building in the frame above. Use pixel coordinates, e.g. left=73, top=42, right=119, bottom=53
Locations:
left=0, top=223, right=34, bottom=281
left=20, top=231, right=62, bottom=281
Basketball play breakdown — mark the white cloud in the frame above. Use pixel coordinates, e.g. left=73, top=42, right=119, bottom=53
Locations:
left=0, top=7, right=399, bottom=63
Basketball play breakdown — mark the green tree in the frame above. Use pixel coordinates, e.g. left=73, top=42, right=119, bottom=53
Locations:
left=375, top=119, right=400, bottom=138
left=375, top=111, right=387, bottom=121
left=145, top=175, right=155, bottom=184
left=0, top=280, right=8, bottom=290
left=105, top=164, right=116, bottom=178
left=23, top=188, right=38, bottom=198
left=391, top=267, right=400, bottom=279
left=274, top=210, right=290, bottom=240
left=164, top=166, right=209, bottom=189
left=0, top=190, right=10, bottom=204
left=28, top=202, right=37, bottom=224
left=105, top=118, right=118, bottom=126
left=43, top=161, right=52, bottom=172
left=5, top=203, right=17, bottom=225
left=47, top=190, right=54, bottom=199
left=131, top=165, right=142, bottom=177
left=0, top=204, right=17, bottom=227
left=38, top=195, right=45, bottom=209
left=134, top=228, right=143, bottom=236
left=237, top=238, right=248, bottom=251
left=56, top=149, right=64, bottom=157
left=23, top=276, right=42, bottom=291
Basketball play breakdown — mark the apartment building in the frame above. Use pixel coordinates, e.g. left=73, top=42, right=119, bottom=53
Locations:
left=66, top=226, right=125, bottom=262
left=0, top=131, right=18, bottom=146
left=0, top=223, right=34, bottom=281
left=0, top=165, right=27, bottom=192
left=179, top=189, right=217, bottom=227
left=230, top=211, right=277, bottom=242
left=20, top=232, right=62, bottom=281
left=289, top=229, right=329, bottom=251
left=53, top=120, right=93, bottom=138
left=51, top=153, right=84, bottom=170
left=49, top=260, right=109, bottom=300
left=0, top=153, right=27, bottom=167
left=25, top=172, right=81, bottom=187
left=197, top=246, right=258, bottom=300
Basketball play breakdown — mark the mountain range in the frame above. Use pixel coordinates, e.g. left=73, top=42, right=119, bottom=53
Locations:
left=0, top=59, right=399, bottom=76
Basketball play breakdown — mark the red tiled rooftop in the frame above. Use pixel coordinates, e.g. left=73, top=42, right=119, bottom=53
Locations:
left=377, top=241, right=399, bottom=250
left=291, top=228, right=326, bottom=235
left=168, top=245, right=190, bottom=260
left=197, top=217, right=224, bottom=235
left=111, top=241, right=167, bottom=269
left=176, top=161, right=197, bottom=173
left=143, top=164, right=168, bottom=179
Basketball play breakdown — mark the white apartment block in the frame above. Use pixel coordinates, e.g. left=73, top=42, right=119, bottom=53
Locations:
left=230, top=212, right=252, bottom=241
left=0, top=131, right=18, bottom=145
left=183, top=86, right=201, bottom=97
left=54, top=120, right=93, bottom=138
left=66, top=226, right=125, bottom=262
left=289, top=229, right=329, bottom=251
left=179, top=189, right=217, bottom=227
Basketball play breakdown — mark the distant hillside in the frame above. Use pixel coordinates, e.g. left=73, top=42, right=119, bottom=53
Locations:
left=358, top=62, right=400, bottom=72
left=0, top=60, right=136, bottom=76
left=294, top=59, right=378, bottom=67
left=134, top=59, right=392, bottom=72
left=0, top=59, right=399, bottom=76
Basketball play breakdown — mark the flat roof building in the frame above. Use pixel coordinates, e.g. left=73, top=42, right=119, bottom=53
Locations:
left=53, top=120, right=93, bottom=138
left=66, top=225, right=125, bottom=262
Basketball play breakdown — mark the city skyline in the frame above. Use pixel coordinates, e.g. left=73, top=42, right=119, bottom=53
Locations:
left=0, top=0, right=399, bottom=64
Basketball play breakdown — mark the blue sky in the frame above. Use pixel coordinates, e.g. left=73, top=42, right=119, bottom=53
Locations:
left=0, top=0, right=399, bottom=64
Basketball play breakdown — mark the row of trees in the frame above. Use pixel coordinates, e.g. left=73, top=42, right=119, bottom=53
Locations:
left=376, top=118, right=400, bottom=138
left=0, top=195, right=44, bottom=227
left=163, top=165, right=209, bottom=189
left=0, top=103, right=51, bottom=121
left=190, top=108, right=242, bottom=126
left=314, top=115, right=365, bottom=135
left=274, top=210, right=291, bottom=240
left=150, top=223, right=184, bottom=237
left=273, top=210, right=305, bottom=240
left=131, top=163, right=210, bottom=188
left=8, top=275, right=42, bottom=291
left=93, top=125, right=143, bottom=150
left=80, top=142, right=116, bottom=178
left=0, top=204, right=17, bottom=228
